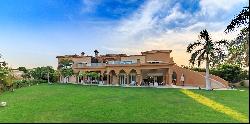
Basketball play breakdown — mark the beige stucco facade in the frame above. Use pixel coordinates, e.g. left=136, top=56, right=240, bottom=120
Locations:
left=56, top=50, right=228, bottom=89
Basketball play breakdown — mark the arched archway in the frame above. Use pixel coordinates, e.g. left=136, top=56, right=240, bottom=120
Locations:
left=172, top=71, right=177, bottom=85
left=108, top=70, right=116, bottom=85
left=129, top=69, right=137, bottom=85
left=119, top=70, right=127, bottom=85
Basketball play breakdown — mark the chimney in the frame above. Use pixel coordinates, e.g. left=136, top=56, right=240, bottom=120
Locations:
left=81, top=52, right=85, bottom=56
left=94, top=49, right=99, bottom=57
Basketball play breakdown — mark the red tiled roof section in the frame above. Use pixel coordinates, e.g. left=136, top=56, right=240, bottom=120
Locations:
left=100, top=54, right=127, bottom=57
left=141, top=50, right=172, bottom=55
left=56, top=55, right=92, bottom=58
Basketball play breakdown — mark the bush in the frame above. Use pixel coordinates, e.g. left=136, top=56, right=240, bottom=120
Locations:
left=13, top=80, right=26, bottom=89
left=186, top=63, right=248, bottom=83
left=13, top=79, right=48, bottom=89
left=239, top=81, right=245, bottom=87
left=239, top=70, right=249, bottom=80
left=214, top=64, right=244, bottom=83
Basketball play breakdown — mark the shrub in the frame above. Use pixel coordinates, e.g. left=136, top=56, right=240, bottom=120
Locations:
left=13, top=80, right=26, bottom=89
left=13, top=79, right=48, bottom=89
left=214, top=64, right=244, bottom=83
left=186, top=63, right=248, bottom=83
left=239, top=81, right=245, bottom=87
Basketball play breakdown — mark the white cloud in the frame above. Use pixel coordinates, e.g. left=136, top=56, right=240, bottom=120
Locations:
left=199, top=0, right=247, bottom=17
left=81, top=0, right=101, bottom=13
left=116, top=0, right=170, bottom=37
left=100, top=0, right=246, bottom=67
left=164, top=3, right=189, bottom=24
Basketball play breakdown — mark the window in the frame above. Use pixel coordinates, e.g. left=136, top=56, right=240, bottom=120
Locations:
left=147, top=61, right=162, bottom=64
left=77, top=62, right=87, bottom=67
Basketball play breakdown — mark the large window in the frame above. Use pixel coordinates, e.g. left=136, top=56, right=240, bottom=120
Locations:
left=147, top=61, right=163, bottom=64
left=77, top=62, right=87, bottom=67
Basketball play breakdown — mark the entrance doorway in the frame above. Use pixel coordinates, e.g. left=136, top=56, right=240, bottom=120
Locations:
left=144, top=76, right=163, bottom=86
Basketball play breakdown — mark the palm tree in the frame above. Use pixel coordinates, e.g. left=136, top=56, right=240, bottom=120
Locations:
left=187, top=29, right=228, bottom=90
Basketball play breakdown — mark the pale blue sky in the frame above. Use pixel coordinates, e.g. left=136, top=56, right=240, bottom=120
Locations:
left=0, top=0, right=248, bottom=69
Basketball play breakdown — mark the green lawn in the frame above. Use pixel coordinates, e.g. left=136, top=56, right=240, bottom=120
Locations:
left=0, top=84, right=248, bottom=123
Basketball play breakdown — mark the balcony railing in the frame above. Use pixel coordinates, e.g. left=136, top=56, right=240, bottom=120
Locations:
left=107, top=61, right=137, bottom=65
left=75, top=61, right=138, bottom=68
left=75, top=63, right=105, bottom=68
left=90, top=63, right=106, bottom=67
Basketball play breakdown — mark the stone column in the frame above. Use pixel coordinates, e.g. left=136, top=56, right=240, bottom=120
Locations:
left=127, top=74, right=130, bottom=85
left=168, top=68, right=172, bottom=85
left=101, top=74, right=103, bottom=84
left=137, top=74, right=142, bottom=86
left=107, top=74, right=110, bottom=85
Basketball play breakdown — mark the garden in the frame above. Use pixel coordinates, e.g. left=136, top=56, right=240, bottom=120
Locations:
left=0, top=83, right=248, bottom=123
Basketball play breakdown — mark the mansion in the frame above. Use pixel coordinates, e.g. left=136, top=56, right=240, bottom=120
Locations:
left=56, top=50, right=228, bottom=89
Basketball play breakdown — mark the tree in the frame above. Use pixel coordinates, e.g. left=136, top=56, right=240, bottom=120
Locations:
left=30, top=67, right=42, bottom=80
left=211, top=63, right=245, bottom=83
left=58, top=59, right=74, bottom=69
left=18, top=67, right=31, bottom=79
left=225, top=6, right=249, bottom=33
left=50, top=70, right=60, bottom=83
left=0, top=62, right=14, bottom=91
left=90, top=72, right=100, bottom=83
left=60, top=68, right=74, bottom=83
left=27, top=66, right=58, bottom=83
left=0, top=64, right=10, bottom=84
left=227, top=28, right=249, bottom=67
left=186, top=29, right=228, bottom=90
left=58, top=59, right=74, bottom=83
left=78, top=71, right=87, bottom=83
left=225, top=6, right=249, bottom=67
left=41, top=66, right=55, bottom=83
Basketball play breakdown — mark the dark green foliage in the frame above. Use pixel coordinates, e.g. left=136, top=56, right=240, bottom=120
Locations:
left=18, top=67, right=31, bottom=79
left=60, top=68, right=74, bottom=78
left=58, top=59, right=74, bottom=69
left=13, top=79, right=47, bottom=89
left=30, top=66, right=59, bottom=82
left=239, top=70, right=249, bottom=80
left=214, top=64, right=245, bottom=83
left=225, top=7, right=249, bottom=33
left=184, top=64, right=248, bottom=83
left=191, top=67, right=206, bottom=72
left=227, top=28, right=249, bottom=67
left=58, top=59, right=74, bottom=78
left=225, top=6, right=249, bottom=67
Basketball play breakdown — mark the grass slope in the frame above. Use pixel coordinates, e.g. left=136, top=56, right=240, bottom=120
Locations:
left=0, top=84, right=248, bottom=123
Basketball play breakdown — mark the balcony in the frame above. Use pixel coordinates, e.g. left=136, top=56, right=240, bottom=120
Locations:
left=75, top=63, right=105, bottom=68
left=75, top=61, right=138, bottom=68
left=107, top=61, right=137, bottom=65
left=89, top=63, right=106, bottom=67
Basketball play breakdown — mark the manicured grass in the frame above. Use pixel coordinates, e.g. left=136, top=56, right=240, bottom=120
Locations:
left=192, top=88, right=249, bottom=116
left=0, top=84, right=248, bottom=123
